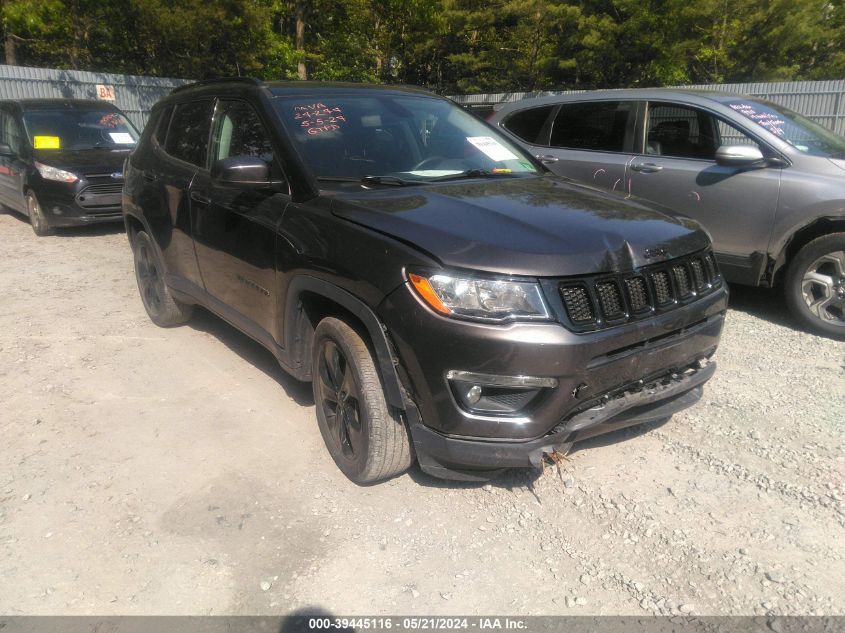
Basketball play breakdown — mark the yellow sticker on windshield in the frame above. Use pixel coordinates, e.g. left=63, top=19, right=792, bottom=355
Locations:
left=33, top=136, right=61, bottom=149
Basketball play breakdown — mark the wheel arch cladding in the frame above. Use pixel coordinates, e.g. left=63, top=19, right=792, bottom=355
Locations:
left=283, top=275, right=406, bottom=412
left=772, top=215, right=845, bottom=285
left=124, top=213, right=145, bottom=245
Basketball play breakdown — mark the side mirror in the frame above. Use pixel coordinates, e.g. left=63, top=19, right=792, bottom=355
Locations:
left=211, top=155, right=270, bottom=185
left=0, top=143, right=14, bottom=157
left=715, top=145, right=765, bottom=167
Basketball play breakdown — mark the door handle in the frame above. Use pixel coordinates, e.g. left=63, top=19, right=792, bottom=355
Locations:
left=630, top=162, right=663, bottom=173
left=190, top=192, right=211, bottom=205
left=537, top=154, right=559, bottom=164
left=143, top=173, right=157, bottom=182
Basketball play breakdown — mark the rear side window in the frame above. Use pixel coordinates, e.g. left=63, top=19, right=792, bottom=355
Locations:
left=550, top=101, right=633, bottom=152
left=502, top=106, right=554, bottom=144
left=153, top=105, right=174, bottom=146
left=165, top=100, right=213, bottom=167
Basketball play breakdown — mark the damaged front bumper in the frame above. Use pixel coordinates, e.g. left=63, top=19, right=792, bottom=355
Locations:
left=410, top=360, right=715, bottom=481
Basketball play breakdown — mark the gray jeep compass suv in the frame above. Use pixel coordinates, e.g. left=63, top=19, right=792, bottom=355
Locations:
left=123, top=79, right=727, bottom=482
left=491, top=89, right=845, bottom=339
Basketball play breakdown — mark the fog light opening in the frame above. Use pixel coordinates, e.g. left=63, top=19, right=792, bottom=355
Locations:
left=465, top=384, right=482, bottom=405
left=447, top=370, right=557, bottom=415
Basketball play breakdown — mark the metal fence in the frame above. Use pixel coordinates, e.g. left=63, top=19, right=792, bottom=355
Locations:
left=1, top=64, right=843, bottom=135
left=0, top=64, right=188, bottom=129
left=449, top=79, right=845, bottom=135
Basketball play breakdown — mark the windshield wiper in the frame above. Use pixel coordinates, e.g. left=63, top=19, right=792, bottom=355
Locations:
left=360, top=175, right=416, bottom=187
left=427, top=168, right=517, bottom=182
left=75, top=145, right=130, bottom=151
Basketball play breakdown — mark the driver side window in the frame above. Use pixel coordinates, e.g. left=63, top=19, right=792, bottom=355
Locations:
left=0, top=110, right=23, bottom=154
left=211, top=100, right=275, bottom=163
left=646, top=103, right=762, bottom=159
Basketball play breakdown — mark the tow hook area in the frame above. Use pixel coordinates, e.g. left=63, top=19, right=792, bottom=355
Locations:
left=527, top=358, right=716, bottom=471
left=530, top=441, right=575, bottom=472
left=555, top=358, right=715, bottom=436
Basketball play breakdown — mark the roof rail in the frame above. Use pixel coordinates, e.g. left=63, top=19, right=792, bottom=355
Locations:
left=170, top=77, right=263, bottom=94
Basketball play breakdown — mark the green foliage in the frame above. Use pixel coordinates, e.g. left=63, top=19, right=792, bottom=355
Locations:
left=1, top=0, right=842, bottom=90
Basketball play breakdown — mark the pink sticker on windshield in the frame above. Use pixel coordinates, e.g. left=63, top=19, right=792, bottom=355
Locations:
left=729, top=103, right=786, bottom=136
left=98, top=113, right=123, bottom=128
left=293, top=103, right=347, bottom=136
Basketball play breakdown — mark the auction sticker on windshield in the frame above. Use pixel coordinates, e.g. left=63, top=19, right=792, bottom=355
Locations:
left=33, top=136, right=61, bottom=149
left=466, top=136, right=519, bottom=162
left=108, top=132, right=134, bottom=144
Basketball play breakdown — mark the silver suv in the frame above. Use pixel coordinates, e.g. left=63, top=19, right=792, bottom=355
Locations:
left=490, top=89, right=845, bottom=339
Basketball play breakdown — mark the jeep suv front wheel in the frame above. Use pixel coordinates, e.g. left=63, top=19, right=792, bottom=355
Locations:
left=785, top=233, right=845, bottom=340
left=312, top=317, right=413, bottom=483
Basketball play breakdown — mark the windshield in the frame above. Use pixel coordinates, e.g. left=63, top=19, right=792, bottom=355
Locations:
left=726, top=99, right=845, bottom=159
left=272, top=93, right=539, bottom=183
left=22, top=109, right=139, bottom=151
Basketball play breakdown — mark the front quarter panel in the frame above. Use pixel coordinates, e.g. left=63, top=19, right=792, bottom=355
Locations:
left=770, top=155, right=845, bottom=261
left=275, top=194, right=441, bottom=355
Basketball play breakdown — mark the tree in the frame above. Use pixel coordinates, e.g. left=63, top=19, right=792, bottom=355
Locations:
left=0, top=0, right=842, bottom=91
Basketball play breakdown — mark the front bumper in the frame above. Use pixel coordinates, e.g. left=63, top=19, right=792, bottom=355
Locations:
left=410, top=361, right=713, bottom=480
left=379, top=281, right=727, bottom=478
left=36, top=181, right=123, bottom=227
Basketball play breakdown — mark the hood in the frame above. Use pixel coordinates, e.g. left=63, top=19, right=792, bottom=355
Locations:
left=828, top=158, right=845, bottom=174
left=33, top=148, right=130, bottom=176
left=330, top=175, right=711, bottom=277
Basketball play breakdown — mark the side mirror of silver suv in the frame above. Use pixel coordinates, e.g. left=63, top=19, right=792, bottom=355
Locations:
left=715, top=145, right=765, bottom=167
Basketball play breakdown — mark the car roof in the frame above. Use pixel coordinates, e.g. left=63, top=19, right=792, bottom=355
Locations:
left=166, top=77, right=439, bottom=101
left=494, top=88, right=756, bottom=112
left=0, top=98, right=121, bottom=111
left=266, top=80, right=435, bottom=97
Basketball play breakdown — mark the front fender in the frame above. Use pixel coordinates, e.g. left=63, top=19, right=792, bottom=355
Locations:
left=283, top=274, right=407, bottom=412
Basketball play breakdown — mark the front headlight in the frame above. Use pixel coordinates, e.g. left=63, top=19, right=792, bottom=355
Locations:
left=34, top=161, right=78, bottom=183
left=408, top=272, right=551, bottom=322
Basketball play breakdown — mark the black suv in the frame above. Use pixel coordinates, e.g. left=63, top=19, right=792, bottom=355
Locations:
left=123, top=78, right=728, bottom=483
left=0, top=99, right=139, bottom=235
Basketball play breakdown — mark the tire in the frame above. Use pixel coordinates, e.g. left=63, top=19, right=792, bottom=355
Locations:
left=131, top=230, right=193, bottom=327
left=784, top=232, right=845, bottom=340
left=312, top=317, right=413, bottom=483
left=26, top=191, right=53, bottom=237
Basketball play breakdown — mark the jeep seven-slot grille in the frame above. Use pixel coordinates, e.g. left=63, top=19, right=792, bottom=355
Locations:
left=624, top=277, right=649, bottom=312
left=558, top=250, right=721, bottom=331
left=652, top=270, right=672, bottom=305
left=689, top=259, right=706, bottom=290
left=672, top=265, right=691, bottom=298
left=560, top=285, right=595, bottom=323
left=595, top=281, right=625, bottom=319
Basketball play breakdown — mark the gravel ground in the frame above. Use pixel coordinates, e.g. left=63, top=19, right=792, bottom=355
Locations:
left=0, top=210, right=843, bottom=616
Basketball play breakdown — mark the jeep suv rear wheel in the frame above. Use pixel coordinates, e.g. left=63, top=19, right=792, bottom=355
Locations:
left=312, top=317, right=413, bottom=483
left=131, top=230, right=193, bottom=327
left=785, top=233, right=845, bottom=340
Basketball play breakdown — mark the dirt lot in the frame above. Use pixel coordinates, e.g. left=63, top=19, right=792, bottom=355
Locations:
left=0, top=210, right=843, bottom=617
